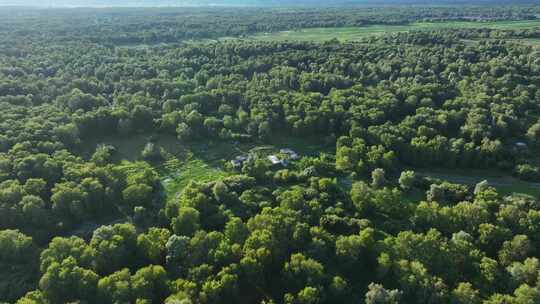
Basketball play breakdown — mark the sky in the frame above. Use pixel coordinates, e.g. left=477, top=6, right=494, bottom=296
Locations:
left=0, top=0, right=538, bottom=7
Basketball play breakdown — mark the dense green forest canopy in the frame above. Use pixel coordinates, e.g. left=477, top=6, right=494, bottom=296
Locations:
left=2, top=5, right=540, bottom=304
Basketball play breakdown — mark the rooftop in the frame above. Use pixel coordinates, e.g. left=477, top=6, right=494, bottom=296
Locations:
left=268, top=155, right=281, bottom=165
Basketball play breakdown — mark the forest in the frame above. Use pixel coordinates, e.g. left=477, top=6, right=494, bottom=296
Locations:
left=1, top=4, right=540, bottom=304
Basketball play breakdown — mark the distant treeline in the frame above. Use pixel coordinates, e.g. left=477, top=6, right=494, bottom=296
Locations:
left=0, top=6, right=538, bottom=46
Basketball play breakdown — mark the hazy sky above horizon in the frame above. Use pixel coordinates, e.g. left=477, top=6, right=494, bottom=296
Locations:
left=0, top=0, right=538, bottom=7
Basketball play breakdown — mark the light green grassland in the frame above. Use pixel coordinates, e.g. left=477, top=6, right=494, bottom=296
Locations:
left=247, top=19, right=540, bottom=42
left=159, top=157, right=230, bottom=199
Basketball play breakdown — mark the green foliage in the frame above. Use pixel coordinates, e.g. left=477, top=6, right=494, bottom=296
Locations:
left=137, top=228, right=172, bottom=264
left=131, top=265, right=170, bottom=303
left=97, top=269, right=133, bottom=304
left=88, top=224, right=138, bottom=275
left=398, top=170, right=416, bottom=191
left=122, top=184, right=154, bottom=212
left=371, top=168, right=386, bottom=189
left=39, top=257, right=99, bottom=303
left=141, top=142, right=165, bottom=161
left=171, top=207, right=201, bottom=237
left=3, top=5, right=540, bottom=304
left=0, top=230, right=39, bottom=302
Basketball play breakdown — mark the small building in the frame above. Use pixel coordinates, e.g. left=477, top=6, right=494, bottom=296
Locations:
left=515, top=142, right=528, bottom=149
left=280, top=148, right=300, bottom=160
left=268, top=155, right=281, bottom=165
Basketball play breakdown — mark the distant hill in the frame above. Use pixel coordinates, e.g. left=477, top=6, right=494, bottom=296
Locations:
left=1, top=0, right=540, bottom=7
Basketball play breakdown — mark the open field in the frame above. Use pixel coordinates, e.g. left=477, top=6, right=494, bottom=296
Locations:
left=248, top=19, right=540, bottom=42
left=159, top=157, right=230, bottom=199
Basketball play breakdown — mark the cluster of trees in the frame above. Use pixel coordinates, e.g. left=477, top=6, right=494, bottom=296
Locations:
left=0, top=108, right=161, bottom=240
left=8, top=168, right=540, bottom=303
left=0, top=7, right=540, bottom=303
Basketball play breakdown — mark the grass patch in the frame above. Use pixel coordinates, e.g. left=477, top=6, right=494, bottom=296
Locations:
left=79, top=132, right=184, bottom=161
left=267, top=133, right=334, bottom=156
left=107, top=150, right=230, bottom=201
left=159, top=156, right=230, bottom=199
left=339, top=167, right=540, bottom=202
left=402, top=188, right=427, bottom=203
left=496, top=183, right=540, bottom=198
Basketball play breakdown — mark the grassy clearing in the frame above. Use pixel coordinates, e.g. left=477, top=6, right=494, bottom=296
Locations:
left=80, top=132, right=328, bottom=200
left=267, top=133, right=334, bottom=156
left=339, top=165, right=540, bottom=201
left=79, top=132, right=183, bottom=161
left=248, top=19, right=540, bottom=42
left=81, top=133, right=232, bottom=199
left=417, top=168, right=540, bottom=198
left=159, top=156, right=230, bottom=199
